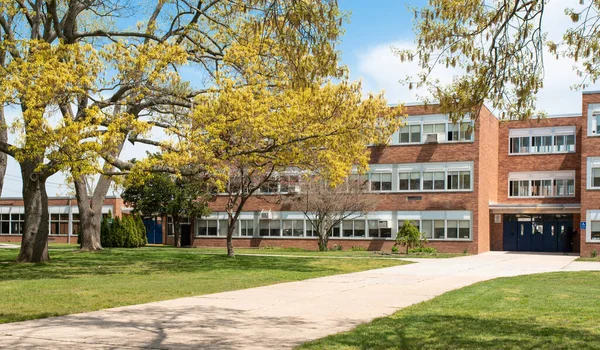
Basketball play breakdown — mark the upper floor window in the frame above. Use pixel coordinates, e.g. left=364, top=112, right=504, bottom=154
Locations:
left=398, top=125, right=421, bottom=144
left=586, top=157, right=600, bottom=190
left=398, top=171, right=421, bottom=191
left=395, top=162, right=473, bottom=193
left=394, top=115, right=474, bottom=145
left=370, top=173, right=392, bottom=191
left=587, top=104, right=600, bottom=136
left=447, top=171, right=471, bottom=190
left=509, top=127, right=576, bottom=155
left=508, top=171, right=575, bottom=198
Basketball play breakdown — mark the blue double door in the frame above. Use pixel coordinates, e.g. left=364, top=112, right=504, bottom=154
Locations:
left=143, top=217, right=163, bottom=244
left=503, top=214, right=573, bottom=252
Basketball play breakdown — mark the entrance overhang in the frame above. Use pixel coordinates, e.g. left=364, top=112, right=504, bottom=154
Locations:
left=489, top=203, right=581, bottom=214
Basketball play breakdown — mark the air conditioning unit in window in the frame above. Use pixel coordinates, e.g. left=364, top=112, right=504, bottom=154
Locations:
left=260, top=210, right=272, bottom=220
left=425, top=133, right=439, bottom=144
left=378, top=220, right=389, bottom=228
left=287, top=185, right=301, bottom=194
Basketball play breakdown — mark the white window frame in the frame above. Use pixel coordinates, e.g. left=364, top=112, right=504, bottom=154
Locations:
left=587, top=103, right=600, bottom=136
left=585, top=210, right=600, bottom=242
left=587, top=157, right=600, bottom=190
left=508, top=171, right=576, bottom=198
left=391, top=114, right=474, bottom=146
left=398, top=211, right=472, bottom=241
left=508, top=126, right=576, bottom=155
left=397, top=162, right=474, bottom=193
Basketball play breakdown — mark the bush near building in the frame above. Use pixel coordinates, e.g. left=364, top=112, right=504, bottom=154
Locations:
left=100, top=214, right=147, bottom=248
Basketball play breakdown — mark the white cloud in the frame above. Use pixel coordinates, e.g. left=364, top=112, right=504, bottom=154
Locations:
left=353, top=1, right=600, bottom=115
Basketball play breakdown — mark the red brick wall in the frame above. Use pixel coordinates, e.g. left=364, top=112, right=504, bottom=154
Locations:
left=191, top=237, right=473, bottom=253
left=580, top=93, right=600, bottom=257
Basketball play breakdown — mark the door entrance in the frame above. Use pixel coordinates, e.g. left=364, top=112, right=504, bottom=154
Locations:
left=502, top=214, right=573, bottom=252
left=181, top=224, right=191, bottom=246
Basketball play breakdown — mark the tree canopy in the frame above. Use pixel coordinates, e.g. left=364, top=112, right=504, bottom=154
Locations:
left=401, top=0, right=600, bottom=120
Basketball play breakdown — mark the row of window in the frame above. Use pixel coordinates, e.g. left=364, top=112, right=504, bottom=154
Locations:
left=370, top=169, right=472, bottom=192
left=509, top=127, right=576, bottom=155
left=509, top=179, right=576, bottom=198
left=397, top=121, right=474, bottom=144
left=195, top=217, right=472, bottom=240
left=0, top=213, right=86, bottom=235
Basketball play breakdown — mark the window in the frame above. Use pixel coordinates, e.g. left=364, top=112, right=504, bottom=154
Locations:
left=531, top=180, right=552, bottom=197
left=459, top=220, right=470, bottom=239
left=554, top=134, right=575, bottom=152
left=50, top=214, right=69, bottom=235
left=423, top=123, right=445, bottom=139
left=1, top=214, right=9, bottom=234
left=423, top=171, right=444, bottom=190
left=399, top=125, right=421, bottom=144
left=447, top=122, right=473, bottom=141
left=330, top=223, right=340, bottom=237
left=447, top=220, right=458, bottom=239
left=447, top=171, right=470, bottom=190
left=421, top=220, right=432, bottom=239
left=433, top=220, right=445, bottom=239
left=509, top=136, right=530, bottom=154
left=197, top=219, right=218, bottom=236
left=370, top=173, right=392, bottom=191
left=260, top=179, right=279, bottom=194
left=555, top=179, right=575, bottom=197
left=369, top=220, right=392, bottom=238
left=306, top=222, right=318, bottom=237
left=591, top=221, right=600, bottom=240
left=420, top=219, right=470, bottom=240
left=72, top=214, right=80, bottom=236
left=218, top=220, right=228, bottom=236
left=399, top=172, right=420, bottom=191
left=509, top=180, right=529, bottom=197
left=342, top=220, right=366, bottom=237
left=10, top=214, right=23, bottom=235
left=593, top=168, right=600, bottom=188
left=532, top=136, right=553, bottom=153
left=239, top=220, right=254, bottom=237
left=282, top=220, right=304, bottom=237
left=259, top=220, right=280, bottom=236
left=280, top=174, right=300, bottom=193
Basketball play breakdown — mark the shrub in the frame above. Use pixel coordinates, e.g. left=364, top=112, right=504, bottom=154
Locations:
left=391, top=245, right=399, bottom=253
left=409, top=247, right=438, bottom=254
left=329, top=244, right=343, bottom=251
left=592, top=250, right=598, bottom=258
left=350, top=246, right=366, bottom=251
left=396, top=220, right=427, bottom=254
left=100, top=214, right=147, bottom=248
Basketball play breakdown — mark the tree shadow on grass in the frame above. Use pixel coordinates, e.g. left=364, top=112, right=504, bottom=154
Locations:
left=301, top=314, right=600, bottom=350
left=0, top=248, right=348, bottom=282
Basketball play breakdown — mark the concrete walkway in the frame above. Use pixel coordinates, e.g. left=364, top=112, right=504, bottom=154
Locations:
left=1, top=252, right=599, bottom=349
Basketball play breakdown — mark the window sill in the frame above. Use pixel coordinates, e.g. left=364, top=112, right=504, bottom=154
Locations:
left=425, top=238, right=473, bottom=242
left=508, top=196, right=576, bottom=199
left=509, top=151, right=576, bottom=156
left=386, top=140, right=475, bottom=147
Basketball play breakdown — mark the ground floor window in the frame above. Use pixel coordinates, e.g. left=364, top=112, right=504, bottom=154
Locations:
left=1, top=214, right=10, bottom=234
left=416, top=219, right=470, bottom=240
left=196, top=219, right=217, bottom=236
left=239, top=220, right=254, bottom=237
left=368, top=220, right=392, bottom=238
left=72, top=214, right=80, bottom=236
left=591, top=221, right=600, bottom=241
left=342, top=220, right=366, bottom=237
left=282, top=220, right=304, bottom=237
left=260, top=220, right=281, bottom=236
left=50, top=214, right=69, bottom=235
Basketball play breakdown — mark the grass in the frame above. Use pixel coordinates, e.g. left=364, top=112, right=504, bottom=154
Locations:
left=299, top=271, right=600, bottom=350
left=577, top=251, right=600, bottom=261
left=0, top=246, right=408, bottom=324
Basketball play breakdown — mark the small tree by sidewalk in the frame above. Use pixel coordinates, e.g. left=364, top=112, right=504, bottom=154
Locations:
left=286, top=175, right=377, bottom=251
left=396, top=220, right=427, bottom=254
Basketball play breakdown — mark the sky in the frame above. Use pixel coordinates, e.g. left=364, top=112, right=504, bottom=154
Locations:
left=3, top=0, right=600, bottom=198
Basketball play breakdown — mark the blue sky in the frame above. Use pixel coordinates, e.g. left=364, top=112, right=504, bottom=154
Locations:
left=3, top=1, right=600, bottom=198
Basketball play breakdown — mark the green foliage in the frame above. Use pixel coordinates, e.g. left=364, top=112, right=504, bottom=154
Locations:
left=122, top=172, right=210, bottom=223
left=396, top=220, right=426, bottom=254
left=100, top=214, right=147, bottom=248
left=391, top=245, right=399, bottom=253
left=350, top=246, right=366, bottom=251
left=592, top=250, right=598, bottom=258
left=409, top=247, right=438, bottom=254
left=329, top=244, right=343, bottom=251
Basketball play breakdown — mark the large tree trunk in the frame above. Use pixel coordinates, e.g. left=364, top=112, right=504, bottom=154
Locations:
left=17, top=161, right=50, bottom=263
left=75, top=175, right=113, bottom=251
left=173, top=215, right=181, bottom=248
left=318, top=231, right=329, bottom=251
left=226, top=224, right=235, bottom=258
left=0, top=106, right=7, bottom=196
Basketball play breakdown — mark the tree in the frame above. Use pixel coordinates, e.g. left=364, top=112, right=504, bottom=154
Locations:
left=396, top=220, right=426, bottom=254
left=121, top=173, right=210, bottom=248
left=285, top=174, right=378, bottom=251
left=400, top=0, right=600, bottom=120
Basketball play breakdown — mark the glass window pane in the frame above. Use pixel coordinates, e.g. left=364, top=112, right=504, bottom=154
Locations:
left=259, top=221, right=269, bottom=236
left=368, top=220, right=379, bottom=238
left=342, top=220, right=353, bottom=237
left=434, top=172, right=445, bottom=190
left=354, top=220, right=365, bottom=237
left=410, top=172, right=420, bottom=190
left=282, top=220, right=293, bottom=236
left=447, top=220, right=458, bottom=238
left=381, top=173, right=392, bottom=191
left=434, top=220, right=445, bottom=239
left=423, top=172, right=433, bottom=190
left=594, top=168, right=600, bottom=188
left=459, top=221, right=471, bottom=239
left=399, top=127, right=409, bottom=143
left=566, top=134, right=575, bottom=152
left=510, top=138, right=519, bottom=154
left=399, top=173, right=409, bottom=190
left=269, top=220, right=280, bottom=236
left=422, top=220, right=432, bottom=239
left=293, top=220, right=304, bottom=237
left=410, top=125, right=421, bottom=143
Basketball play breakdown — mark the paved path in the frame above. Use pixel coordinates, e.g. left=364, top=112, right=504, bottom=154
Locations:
left=1, top=252, right=599, bottom=350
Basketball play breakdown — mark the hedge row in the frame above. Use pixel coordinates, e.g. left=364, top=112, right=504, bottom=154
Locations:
left=100, top=214, right=147, bottom=248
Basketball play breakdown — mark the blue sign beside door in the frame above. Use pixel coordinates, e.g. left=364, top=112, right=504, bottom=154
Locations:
left=580, top=221, right=586, bottom=230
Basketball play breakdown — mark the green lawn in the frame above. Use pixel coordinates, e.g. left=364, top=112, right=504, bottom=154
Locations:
left=0, top=246, right=408, bottom=324
left=299, top=271, right=600, bottom=350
